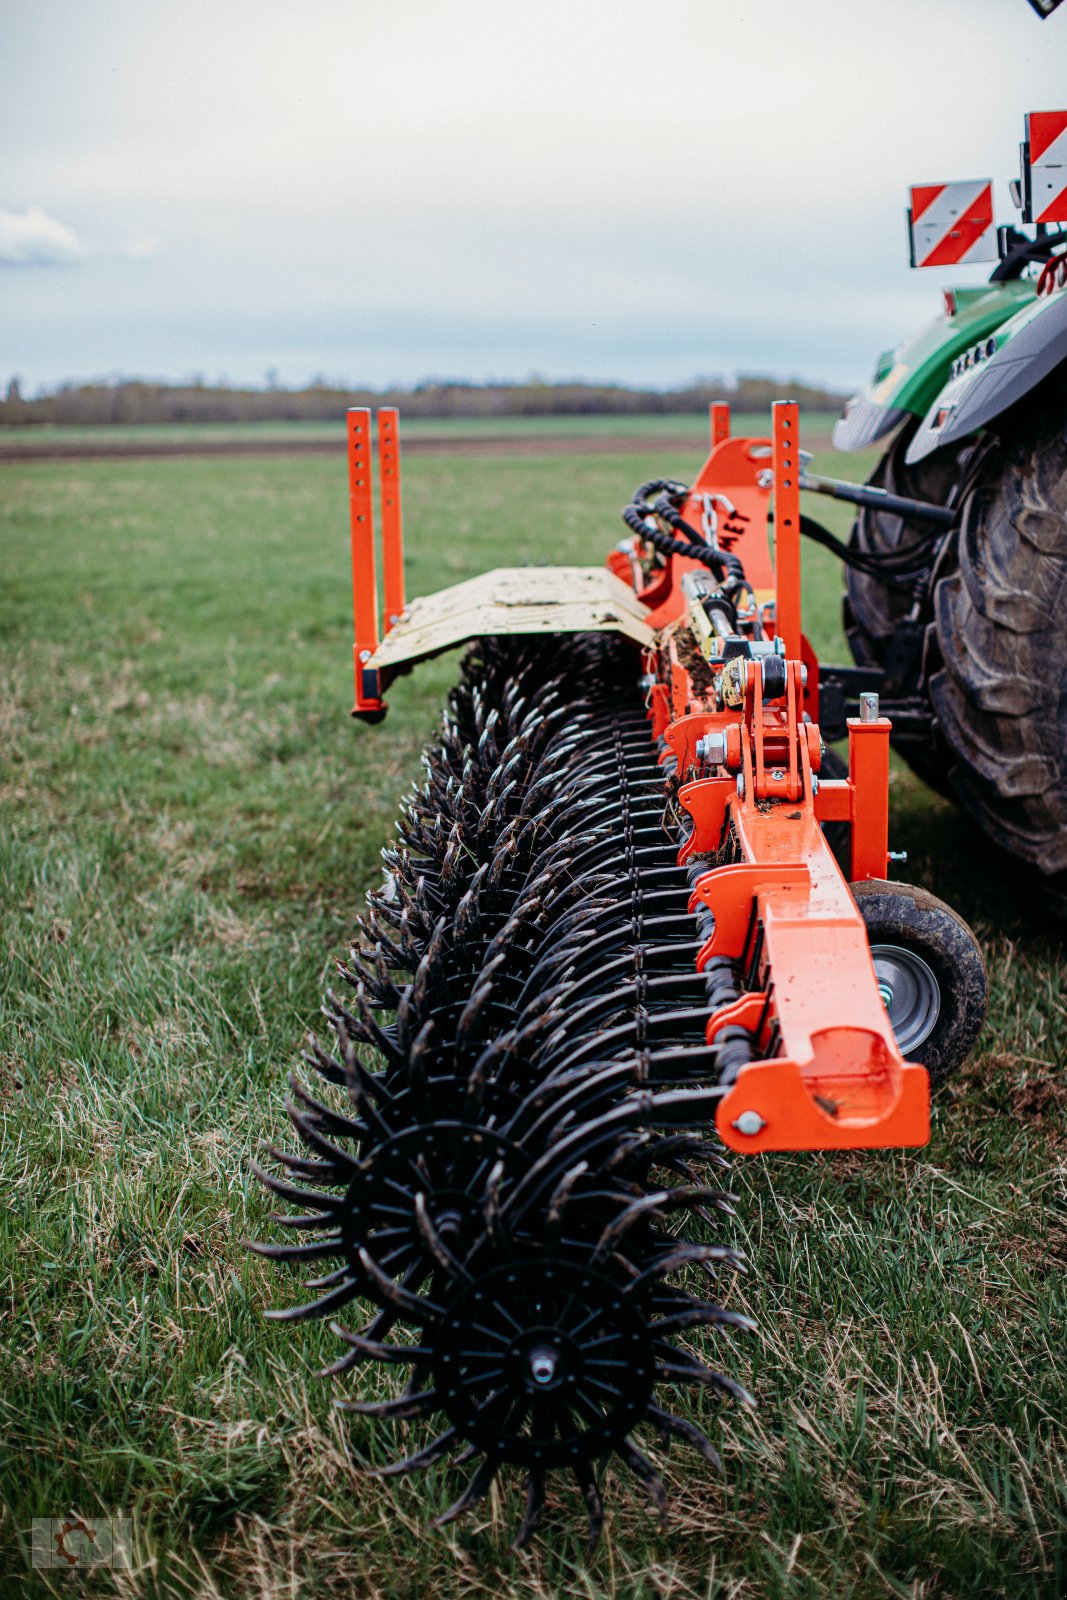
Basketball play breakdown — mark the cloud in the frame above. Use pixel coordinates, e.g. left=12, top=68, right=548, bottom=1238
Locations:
left=119, top=233, right=160, bottom=259
left=0, top=205, right=85, bottom=266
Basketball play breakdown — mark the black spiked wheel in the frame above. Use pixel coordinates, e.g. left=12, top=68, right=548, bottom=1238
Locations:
left=252, top=633, right=755, bottom=1544
left=432, top=1258, right=655, bottom=1472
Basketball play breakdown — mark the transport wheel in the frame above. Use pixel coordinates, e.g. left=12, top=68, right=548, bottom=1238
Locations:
left=850, top=880, right=987, bottom=1082
left=928, top=373, right=1067, bottom=914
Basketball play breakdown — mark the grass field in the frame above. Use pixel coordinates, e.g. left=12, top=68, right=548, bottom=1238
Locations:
left=1, top=425, right=1064, bottom=1599
left=0, top=413, right=826, bottom=457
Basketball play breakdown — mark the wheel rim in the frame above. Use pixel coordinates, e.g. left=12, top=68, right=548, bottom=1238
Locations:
left=869, top=943, right=941, bottom=1056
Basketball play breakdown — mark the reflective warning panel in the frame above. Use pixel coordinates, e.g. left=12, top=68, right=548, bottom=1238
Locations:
left=1023, top=111, right=1067, bottom=224
left=908, top=181, right=996, bottom=268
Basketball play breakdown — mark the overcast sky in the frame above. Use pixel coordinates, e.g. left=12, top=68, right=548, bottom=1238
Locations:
left=2, top=0, right=1065, bottom=395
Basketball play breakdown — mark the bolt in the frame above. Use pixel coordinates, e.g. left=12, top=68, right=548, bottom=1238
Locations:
left=888, top=850, right=908, bottom=864
left=860, top=692, right=879, bottom=723
left=878, top=981, right=895, bottom=1010
left=528, top=1345, right=559, bottom=1386
left=359, top=649, right=372, bottom=663
left=639, top=672, right=656, bottom=691
left=733, top=1110, right=766, bottom=1136
left=696, top=731, right=727, bottom=766
left=770, top=767, right=785, bottom=781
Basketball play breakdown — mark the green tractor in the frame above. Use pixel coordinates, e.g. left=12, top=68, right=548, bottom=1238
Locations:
left=824, top=112, right=1067, bottom=914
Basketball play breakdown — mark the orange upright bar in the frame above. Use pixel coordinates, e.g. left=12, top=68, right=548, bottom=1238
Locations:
left=377, top=407, right=406, bottom=633
left=772, top=400, right=802, bottom=663
left=347, top=408, right=379, bottom=705
left=710, top=402, right=731, bottom=450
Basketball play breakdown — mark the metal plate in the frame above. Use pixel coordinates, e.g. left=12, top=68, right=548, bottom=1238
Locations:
left=369, top=566, right=655, bottom=672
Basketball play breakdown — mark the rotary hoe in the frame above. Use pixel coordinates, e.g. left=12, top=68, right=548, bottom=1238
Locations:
left=249, top=399, right=989, bottom=1547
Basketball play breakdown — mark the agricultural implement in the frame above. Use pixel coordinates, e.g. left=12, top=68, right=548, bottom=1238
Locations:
left=834, top=109, right=1067, bottom=916
left=250, top=396, right=989, bottom=1544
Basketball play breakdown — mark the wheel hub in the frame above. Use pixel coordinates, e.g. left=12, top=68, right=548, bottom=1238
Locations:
left=870, top=942, right=941, bottom=1055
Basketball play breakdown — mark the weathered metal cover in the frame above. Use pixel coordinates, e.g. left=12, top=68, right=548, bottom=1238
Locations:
left=369, top=566, right=655, bottom=674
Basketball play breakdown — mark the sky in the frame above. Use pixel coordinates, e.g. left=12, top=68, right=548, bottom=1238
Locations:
left=2, top=0, right=1066, bottom=396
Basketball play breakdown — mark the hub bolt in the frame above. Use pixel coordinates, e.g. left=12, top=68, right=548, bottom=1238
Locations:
left=528, top=1345, right=559, bottom=1386
left=733, top=1110, right=766, bottom=1136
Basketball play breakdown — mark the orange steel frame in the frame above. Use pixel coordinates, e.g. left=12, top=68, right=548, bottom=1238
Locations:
left=346, top=407, right=406, bottom=717
left=628, top=401, right=928, bottom=1153
left=346, top=402, right=929, bottom=1154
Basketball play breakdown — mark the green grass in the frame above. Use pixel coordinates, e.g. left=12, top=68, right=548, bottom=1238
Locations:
left=0, top=412, right=832, bottom=454
left=0, top=434, right=1064, bottom=1599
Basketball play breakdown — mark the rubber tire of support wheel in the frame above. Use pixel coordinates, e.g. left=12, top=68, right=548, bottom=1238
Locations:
left=850, top=880, right=987, bottom=1085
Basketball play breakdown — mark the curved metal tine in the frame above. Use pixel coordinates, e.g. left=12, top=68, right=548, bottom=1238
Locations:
left=573, top=1465, right=604, bottom=1550
left=654, top=1353, right=756, bottom=1408
left=558, top=1009, right=717, bottom=1076
left=504, top=1060, right=647, bottom=1150
left=558, top=827, right=679, bottom=877
left=337, top=1386, right=442, bottom=1421
left=325, top=1325, right=433, bottom=1366
left=284, top=1104, right=362, bottom=1179
left=511, top=1469, right=547, bottom=1551
left=572, top=792, right=668, bottom=831
left=516, top=912, right=698, bottom=1000
left=590, top=1185, right=736, bottom=1265
left=243, top=1235, right=342, bottom=1263
left=645, top=1403, right=723, bottom=1469
left=536, top=974, right=712, bottom=1064
left=650, top=1298, right=756, bottom=1337
left=432, top=1453, right=503, bottom=1528
left=525, top=878, right=691, bottom=958
left=617, top=1437, right=668, bottom=1517
left=624, top=1240, right=743, bottom=1299
left=264, top=1273, right=364, bottom=1323
left=371, top=1426, right=460, bottom=1479
left=414, top=1193, right=474, bottom=1284
left=356, top=1246, right=445, bottom=1325
left=554, top=943, right=705, bottom=1008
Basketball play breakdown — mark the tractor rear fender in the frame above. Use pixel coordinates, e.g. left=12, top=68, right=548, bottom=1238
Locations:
left=905, top=287, right=1067, bottom=463
left=832, top=280, right=1035, bottom=453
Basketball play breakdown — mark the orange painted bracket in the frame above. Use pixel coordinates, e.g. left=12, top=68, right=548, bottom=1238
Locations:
left=689, top=862, right=810, bottom=966
left=848, top=715, right=891, bottom=880
left=706, top=990, right=768, bottom=1046
left=377, top=408, right=405, bottom=634
left=347, top=408, right=385, bottom=718
left=663, top=711, right=732, bottom=776
left=677, top=777, right=734, bottom=864
left=710, top=401, right=731, bottom=449
left=715, top=1052, right=930, bottom=1153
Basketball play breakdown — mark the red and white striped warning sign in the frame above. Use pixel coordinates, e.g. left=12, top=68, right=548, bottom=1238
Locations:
left=908, top=180, right=996, bottom=268
left=1026, top=111, right=1067, bottom=224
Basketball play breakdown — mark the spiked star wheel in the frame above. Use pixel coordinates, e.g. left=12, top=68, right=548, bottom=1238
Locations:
left=252, top=635, right=756, bottom=1545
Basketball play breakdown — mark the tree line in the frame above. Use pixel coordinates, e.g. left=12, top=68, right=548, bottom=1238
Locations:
left=0, top=375, right=846, bottom=427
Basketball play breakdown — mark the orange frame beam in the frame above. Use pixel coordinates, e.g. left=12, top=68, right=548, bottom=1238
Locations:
left=347, top=408, right=383, bottom=715
left=377, top=407, right=406, bottom=633
left=772, top=400, right=802, bottom=663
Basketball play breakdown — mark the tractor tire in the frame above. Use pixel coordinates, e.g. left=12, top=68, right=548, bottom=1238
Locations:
left=843, top=422, right=971, bottom=794
left=851, top=880, right=987, bottom=1082
left=928, top=375, right=1067, bottom=909
left=844, top=382, right=1067, bottom=913
left=844, top=423, right=964, bottom=674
